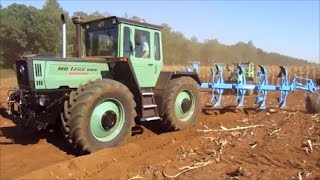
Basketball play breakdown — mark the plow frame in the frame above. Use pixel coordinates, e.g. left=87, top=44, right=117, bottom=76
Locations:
left=187, top=62, right=320, bottom=110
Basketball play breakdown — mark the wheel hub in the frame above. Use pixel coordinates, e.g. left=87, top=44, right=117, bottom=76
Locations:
left=181, top=98, right=192, bottom=113
left=101, top=111, right=117, bottom=130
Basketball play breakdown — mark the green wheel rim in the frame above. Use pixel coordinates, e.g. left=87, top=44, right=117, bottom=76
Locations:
left=174, top=90, right=195, bottom=121
left=90, top=98, right=125, bottom=142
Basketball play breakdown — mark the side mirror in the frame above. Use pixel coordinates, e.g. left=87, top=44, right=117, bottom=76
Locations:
left=130, top=41, right=134, bottom=53
left=128, top=41, right=134, bottom=56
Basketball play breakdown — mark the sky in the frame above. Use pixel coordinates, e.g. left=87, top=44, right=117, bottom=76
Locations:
left=1, top=0, right=320, bottom=63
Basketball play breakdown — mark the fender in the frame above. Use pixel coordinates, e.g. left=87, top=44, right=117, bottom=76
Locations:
left=154, top=71, right=201, bottom=90
left=154, top=71, right=201, bottom=116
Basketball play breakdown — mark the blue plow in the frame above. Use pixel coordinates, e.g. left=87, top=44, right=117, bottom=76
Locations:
left=187, top=62, right=320, bottom=110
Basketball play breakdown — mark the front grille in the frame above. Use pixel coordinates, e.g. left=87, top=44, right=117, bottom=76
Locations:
left=34, top=63, right=42, bottom=77
left=16, top=60, right=30, bottom=88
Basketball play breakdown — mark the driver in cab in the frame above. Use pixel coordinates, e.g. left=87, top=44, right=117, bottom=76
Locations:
left=135, top=32, right=149, bottom=58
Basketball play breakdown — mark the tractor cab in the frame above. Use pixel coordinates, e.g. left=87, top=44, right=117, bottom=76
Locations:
left=227, top=60, right=256, bottom=82
left=74, top=16, right=164, bottom=87
left=240, top=61, right=255, bottom=80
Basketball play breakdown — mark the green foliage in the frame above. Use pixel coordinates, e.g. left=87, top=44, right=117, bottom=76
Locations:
left=161, top=23, right=309, bottom=66
left=41, top=0, right=67, bottom=55
left=73, top=10, right=106, bottom=21
left=0, top=3, right=62, bottom=68
left=0, top=1, right=312, bottom=69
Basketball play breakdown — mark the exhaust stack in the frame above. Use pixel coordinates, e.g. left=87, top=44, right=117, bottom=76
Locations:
left=61, top=14, right=66, bottom=58
left=72, top=16, right=84, bottom=58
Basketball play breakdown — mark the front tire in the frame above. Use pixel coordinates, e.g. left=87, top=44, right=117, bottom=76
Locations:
left=162, top=77, right=201, bottom=130
left=61, top=79, right=136, bottom=153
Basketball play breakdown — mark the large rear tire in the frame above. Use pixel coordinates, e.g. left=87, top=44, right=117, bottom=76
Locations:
left=61, top=79, right=136, bottom=153
left=305, top=93, right=320, bottom=113
left=162, top=77, right=201, bottom=131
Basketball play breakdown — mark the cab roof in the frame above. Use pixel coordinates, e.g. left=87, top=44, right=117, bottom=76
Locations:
left=82, top=16, right=163, bottom=31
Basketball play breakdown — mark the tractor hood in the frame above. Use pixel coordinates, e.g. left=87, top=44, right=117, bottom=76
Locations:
left=16, top=55, right=111, bottom=90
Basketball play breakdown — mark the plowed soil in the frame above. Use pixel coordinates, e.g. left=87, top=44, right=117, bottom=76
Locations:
left=1, top=77, right=319, bottom=180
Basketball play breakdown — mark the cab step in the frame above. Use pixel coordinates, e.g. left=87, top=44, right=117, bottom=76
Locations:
left=141, top=116, right=162, bottom=121
left=143, top=104, right=157, bottom=108
left=142, top=92, right=154, bottom=96
left=140, top=89, right=161, bottom=122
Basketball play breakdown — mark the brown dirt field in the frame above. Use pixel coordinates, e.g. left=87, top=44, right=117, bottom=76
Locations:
left=0, top=77, right=319, bottom=180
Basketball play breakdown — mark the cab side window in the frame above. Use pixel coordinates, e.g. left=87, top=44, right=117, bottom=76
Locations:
left=154, top=32, right=161, bottom=60
left=123, top=27, right=131, bottom=58
left=135, top=30, right=150, bottom=58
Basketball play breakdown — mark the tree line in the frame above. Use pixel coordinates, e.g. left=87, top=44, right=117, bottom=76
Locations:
left=0, top=0, right=311, bottom=69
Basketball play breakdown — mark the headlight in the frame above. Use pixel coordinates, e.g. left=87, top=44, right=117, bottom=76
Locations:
left=38, top=95, right=47, bottom=106
left=19, top=65, right=25, bottom=75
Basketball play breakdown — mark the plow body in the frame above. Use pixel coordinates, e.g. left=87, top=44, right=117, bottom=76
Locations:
left=187, top=62, right=320, bottom=110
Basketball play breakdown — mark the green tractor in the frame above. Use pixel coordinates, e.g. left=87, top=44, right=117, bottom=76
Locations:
left=7, top=15, right=201, bottom=153
left=226, top=61, right=257, bottom=95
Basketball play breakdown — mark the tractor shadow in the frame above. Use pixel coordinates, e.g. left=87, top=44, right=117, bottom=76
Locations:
left=0, top=107, right=78, bottom=155
left=133, top=106, right=264, bottom=135
left=202, top=105, right=309, bottom=116
left=134, top=120, right=166, bottom=135
left=202, top=106, right=258, bottom=115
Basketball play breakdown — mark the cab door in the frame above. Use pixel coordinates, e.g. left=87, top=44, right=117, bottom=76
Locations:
left=120, top=25, right=163, bottom=88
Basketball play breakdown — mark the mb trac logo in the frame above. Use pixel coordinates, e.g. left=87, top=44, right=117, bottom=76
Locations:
left=58, top=67, right=86, bottom=71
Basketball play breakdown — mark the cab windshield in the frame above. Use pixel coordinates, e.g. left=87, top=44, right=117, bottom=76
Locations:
left=85, top=27, right=118, bottom=57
